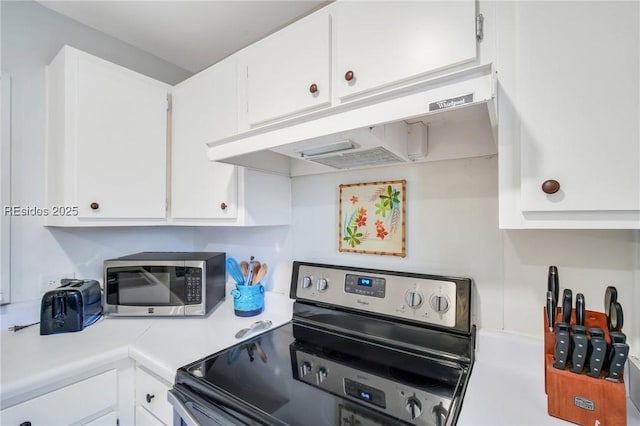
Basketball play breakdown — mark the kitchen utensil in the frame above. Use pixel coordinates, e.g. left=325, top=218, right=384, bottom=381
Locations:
left=575, top=293, right=585, bottom=326
left=548, top=266, right=559, bottom=308
left=587, top=332, right=607, bottom=378
left=570, top=325, right=587, bottom=374
left=546, top=291, right=555, bottom=331
left=606, top=342, right=630, bottom=382
left=609, top=301, right=624, bottom=331
left=605, top=286, right=618, bottom=328
left=562, top=289, right=572, bottom=324
left=240, top=261, right=249, bottom=278
left=245, top=256, right=256, bottom=287
left=226, top=258, right=245, bottom=285
left=553, top=322, right=571, bottom=370
left=250, top=260, right=261, bottom=284
left=253, top=263, right=268, bottom=285
left=235, top=319, right=272, bottom=339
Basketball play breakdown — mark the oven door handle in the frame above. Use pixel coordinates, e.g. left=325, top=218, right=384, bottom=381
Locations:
left=168, top=388, right=202, bottom=426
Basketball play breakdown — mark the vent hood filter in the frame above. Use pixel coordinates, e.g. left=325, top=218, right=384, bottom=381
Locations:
left=309, top=146, right=406, bottom=169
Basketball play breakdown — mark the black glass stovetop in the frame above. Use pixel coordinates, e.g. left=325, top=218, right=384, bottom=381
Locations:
left=175, top=320, right=471, bottom=426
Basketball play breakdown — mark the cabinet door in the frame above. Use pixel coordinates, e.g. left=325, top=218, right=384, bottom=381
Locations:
left=171, top=58, right=238, bottom=219
left=75, top=54, right=168, bottom=219
left=334, top=1, right=477, bottom=99
left=0, top=370, right=117, bottom=425
left=246, top=9, right=331, bottom=125
left=516, top=2, right=640, bottom=212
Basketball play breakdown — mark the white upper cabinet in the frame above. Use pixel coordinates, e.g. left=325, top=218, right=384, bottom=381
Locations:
left=171, top=57, right=239, bottom=220
left=334, top=0, right=478, bottom=100
left=498, top=1, right=640, bottom=228
left=46, top=46, right=169, bottom=225
left=246, top=8, right=331, bottom=125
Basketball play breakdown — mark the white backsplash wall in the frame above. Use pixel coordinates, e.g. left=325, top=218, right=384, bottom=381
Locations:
left=291, top=156, right=504, bottom=331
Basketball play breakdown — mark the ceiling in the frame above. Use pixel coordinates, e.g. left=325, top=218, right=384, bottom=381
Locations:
left=37, top=0, right=329, bottom=73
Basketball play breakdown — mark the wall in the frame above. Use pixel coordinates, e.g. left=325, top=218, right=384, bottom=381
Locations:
left=291, top=156, right=504, bottom=330
left=0, top=1, right=293, bottom=326
left=291, top=156, right=638, bottom=339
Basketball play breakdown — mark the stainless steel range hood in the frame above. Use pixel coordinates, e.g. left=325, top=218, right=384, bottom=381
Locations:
left=207, top=64, right=497, bottom=177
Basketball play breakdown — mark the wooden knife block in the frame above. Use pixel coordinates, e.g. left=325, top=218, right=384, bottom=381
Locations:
left=543, top=307, right=626, bottom=426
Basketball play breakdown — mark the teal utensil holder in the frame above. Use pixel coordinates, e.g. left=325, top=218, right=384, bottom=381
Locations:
left=231, top=284, right=265, bottom=317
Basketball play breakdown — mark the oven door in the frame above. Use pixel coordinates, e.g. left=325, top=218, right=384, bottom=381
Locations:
left=169, top=384, right=280, bottom=426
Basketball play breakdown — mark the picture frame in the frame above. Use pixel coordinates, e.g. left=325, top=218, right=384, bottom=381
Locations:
left=338, top=179, right=406, bottom=257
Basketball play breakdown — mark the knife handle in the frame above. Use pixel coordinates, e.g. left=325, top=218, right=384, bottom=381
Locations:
left=587, top=337, right=607, bottom=378
left=588, top=328, right=605, bottom=340
left=546, top=291, right=555, bottom=331
left=548, top=266, right=559, bottom=306
left=562, top=289, right=573, bottom=324
left=570, top=331, right=588, bottom=374
left=553, top=329, right=571, bottom=370
left=606, top=342, right=629, bottom=382
left=605, top=286, right=618, bottom=328
left=609, top=331, right=626, bottom=344
left=575, top=293, right=585, bottom=326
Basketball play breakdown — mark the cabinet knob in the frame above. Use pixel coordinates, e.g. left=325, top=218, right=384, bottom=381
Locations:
left=220, top=202, right=227, bottom=210
left=20, top=422, right=32, bottom=426
left=309, top=83, right=318, bottom=94
left=90, top=202, right=100, bottom=210
left=146, top=393, right=155, bottom=403
left=541, top=180, right=561, bottom=194
left=344, top=70, right=355, bottom=82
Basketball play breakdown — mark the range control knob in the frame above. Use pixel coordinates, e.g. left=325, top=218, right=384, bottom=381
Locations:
left=430, top=295, right=450, bottom=313
left=433, top=402, right=448, bottom=426
left=316, top=278, right=328, bottom=292
left=405, top=291, right=423, bottom=308
left=405, top=396, right=422, bottom=420
left=316, top=367, right=328, bottom=384
left=300, top=362, right=312, bottom=377
left=300, top=276, right=312, bottom=289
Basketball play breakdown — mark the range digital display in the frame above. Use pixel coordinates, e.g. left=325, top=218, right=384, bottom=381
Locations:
left=359, top=391, right=372, bottom=401
left=358, top=277, right=373, bottom=287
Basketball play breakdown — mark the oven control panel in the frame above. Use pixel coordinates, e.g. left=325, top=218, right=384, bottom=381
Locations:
left=293, top=263, right=470, bottom=330
left=292, top=349, right=451, bottom=426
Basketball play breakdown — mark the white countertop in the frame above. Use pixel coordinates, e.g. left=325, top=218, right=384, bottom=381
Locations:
left=2, top=294, right=639, bottom=425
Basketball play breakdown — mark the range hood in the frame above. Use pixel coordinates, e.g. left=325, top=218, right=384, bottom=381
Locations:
left=207, top=64, right=497, bottom=177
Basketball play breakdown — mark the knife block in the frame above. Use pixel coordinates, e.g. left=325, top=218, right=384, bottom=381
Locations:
left=543, top=307, right=627, bottom=426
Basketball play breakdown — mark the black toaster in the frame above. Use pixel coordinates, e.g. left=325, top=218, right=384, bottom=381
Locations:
left=40, top=279, right=102, bottom=335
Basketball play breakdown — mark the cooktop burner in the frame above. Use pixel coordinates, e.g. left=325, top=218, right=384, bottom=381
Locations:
left=172, top=261, right=475, bottom=426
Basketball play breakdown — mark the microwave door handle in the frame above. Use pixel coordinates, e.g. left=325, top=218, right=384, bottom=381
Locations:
left=167, top=389, right=202, bottom=426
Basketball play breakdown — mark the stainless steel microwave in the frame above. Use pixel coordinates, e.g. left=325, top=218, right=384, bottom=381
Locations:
left=103, top=252, right=225, bottom=316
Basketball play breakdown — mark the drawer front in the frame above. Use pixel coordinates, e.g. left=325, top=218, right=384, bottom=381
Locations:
left=135, top=404, right=167, bottom=426
left=135, top=368, right=172, bottom=425
left=0, top=370, right=117, bottom=425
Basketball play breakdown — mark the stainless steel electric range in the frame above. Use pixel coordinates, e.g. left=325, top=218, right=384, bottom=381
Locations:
left=169, top=261, right=475, bottom=426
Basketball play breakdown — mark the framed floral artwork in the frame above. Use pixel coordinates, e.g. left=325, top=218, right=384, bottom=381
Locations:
left=338, top=179, right=406, bottom=257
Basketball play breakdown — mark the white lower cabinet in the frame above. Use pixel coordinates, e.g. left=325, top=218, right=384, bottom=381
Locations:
left=0, top=370, right=118, bottom=426
left=134, top=367, right=173, bottom=426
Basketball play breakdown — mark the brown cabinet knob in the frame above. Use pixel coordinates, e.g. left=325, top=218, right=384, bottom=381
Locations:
left=344, top=70, right=355, bottom=82
left=309, top=83, right=318, bottom=94
left=541, top=180, right=560, bottom=194
left=220, top=202, right=227, bottom=210
left=90, top=202, right=100, bottom=210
